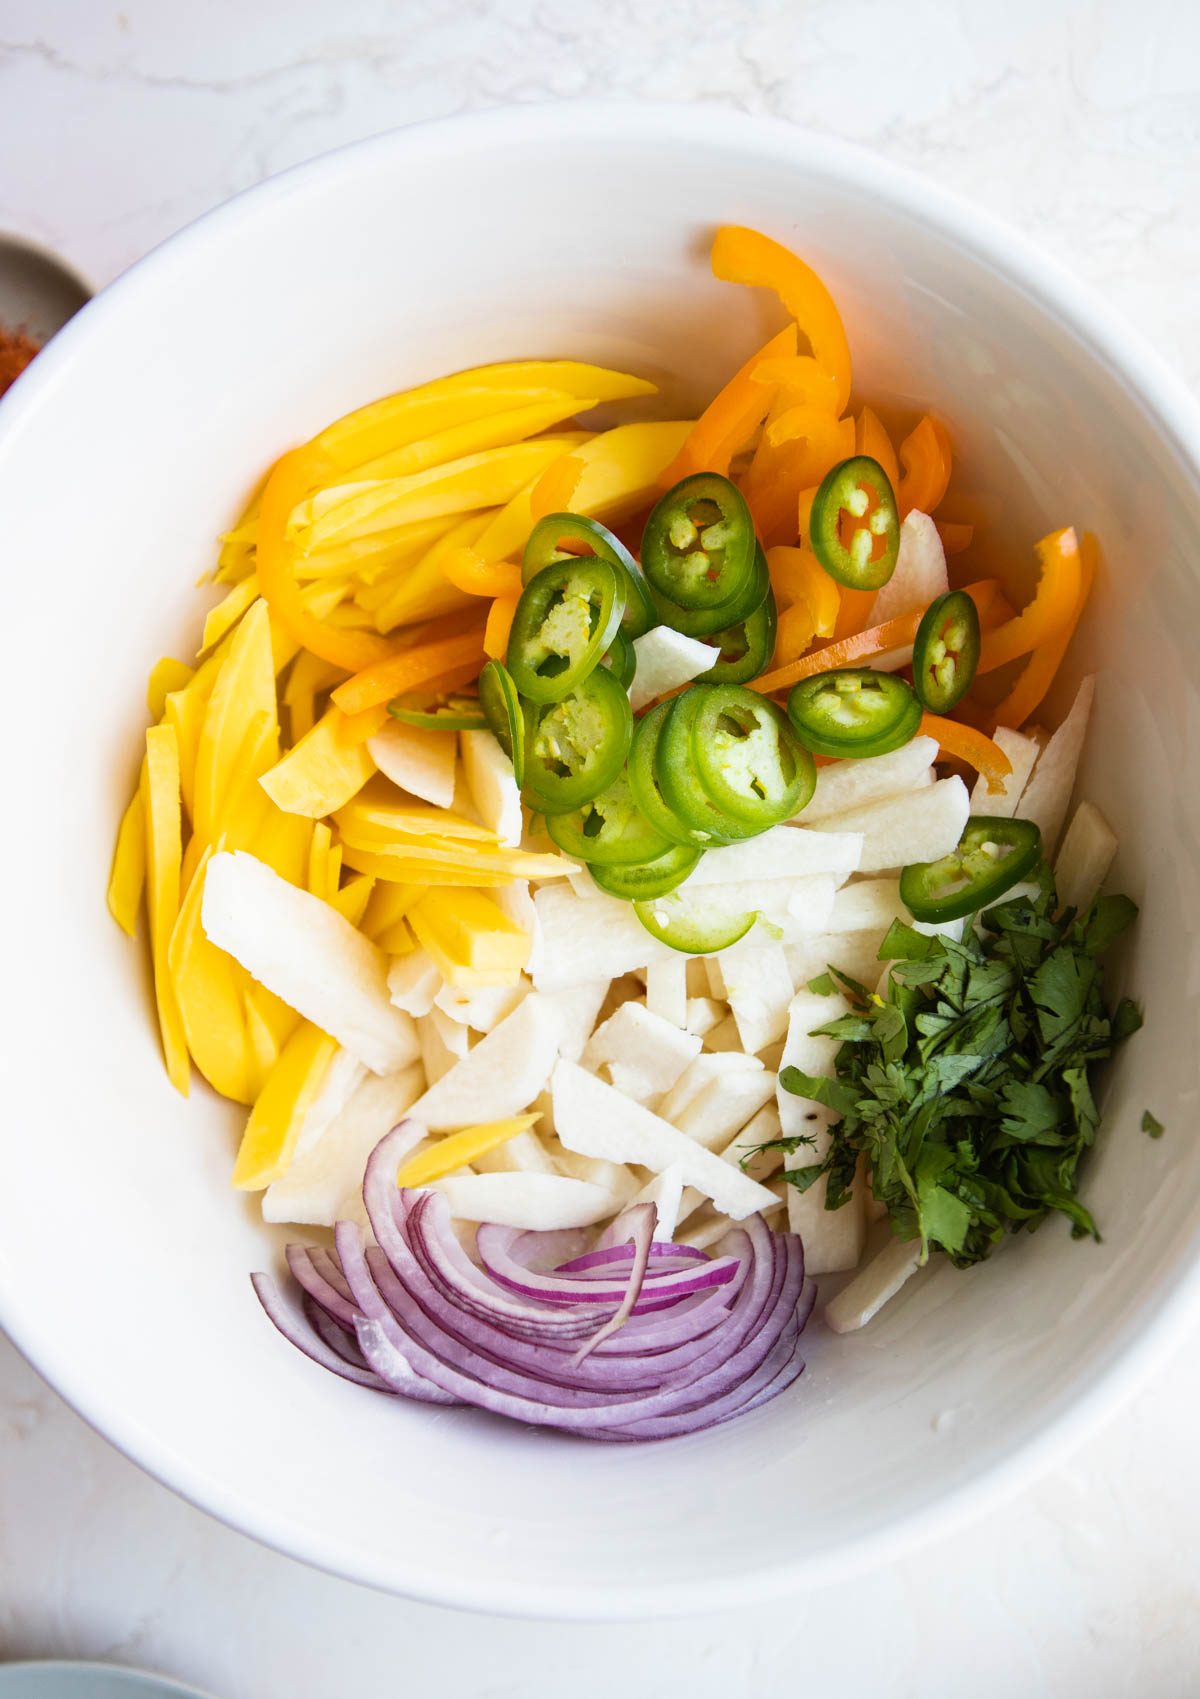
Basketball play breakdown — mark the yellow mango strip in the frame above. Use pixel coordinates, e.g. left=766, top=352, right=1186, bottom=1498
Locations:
left=168, top=844, right=257, bottom=1104
left=455, top=436, right=592, bottom=566
left=311, top=363, right=653, bottom=472
left=259, top=707, right=377, bottom=818
left=370, top=513, right=492, bottom=632
left=141, top=724, right=190, bottom=1095
left=107, top=781, right=146, bottom=937
left=338, top=845, right=513, bottom=887
left=304, top=439, right=588, bottom=552
left=335, top=781, right=500, bottom=841
left=258, top=445, right=394, bottom=672
left=297, top=515, right=456, bottom=579
left=409, top=888, right=531, bottom=974
left=147, top=657, right=195, bottom=721
left=192, top=600, right=279, bottom=847
left=361, top=879, right=426, bottom=942
left=484, top=593, right=519, bottom=660
left=308, top=821, right=335, bottom=901
left=395, top=1115, right=541, bottom=1188
left=528, top=453, right=585, bottom=524
left=347, top=396, right=597, bottom=485
left=330, top=623, right=488, bottom=718
left=550, top=422, right=695, bottom=528
left=214, top=481, right=266, bottom=584
left=232, top=1022, right=339, bottom=1190
left=340, top=838, right=574, bottom=879
left=200, top=577, right=259, bottom=655
left=283, top=649, right=347, bottom=746
left=376, top=916, right=416, bottom=956
left=243, top=983, right=294, bottom=1087
left=329, top=872, right=376, bottom=928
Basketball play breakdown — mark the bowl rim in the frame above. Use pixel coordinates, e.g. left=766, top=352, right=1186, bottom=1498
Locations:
left=3, top=98, right=1200, bottom=1620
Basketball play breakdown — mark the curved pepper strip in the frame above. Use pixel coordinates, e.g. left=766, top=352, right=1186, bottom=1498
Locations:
left=749, top=578, right=1002, bottom=697
left=257, top=446, right=394, bottom=672
left=484, top=593, right=520, bottom=660
left=772, top=599, right=816, bottom=668
left=935, top=521, right=974, bottom=556
left=743, top=412, right=853, bottom=546
left=897, top=417, right=952, bottom=517
left=991, top=531, right=1096, bottom=729
left=711, top=226, right=853, bottom=415
left=750, top=355, right=841, bottom=413
left=331, top=623, right=489, bottom=716
left=855, top=406, right=900, bottom=491
left=529, top=453, right=586, bottom=523
left=977, top=527, right=1082, bottom=675
left=658, top=323, right=797, bottom=488
left=765, top=545, right=840, bottom=635
left=917, top=712, right=1014, bottom=794
left=833, top=586, right=877, bottom=643
left=438, top=545, right=524, bottom=599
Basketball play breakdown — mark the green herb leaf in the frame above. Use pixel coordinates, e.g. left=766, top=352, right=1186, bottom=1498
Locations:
left=1142, top=1109, right=1165, bottom=1139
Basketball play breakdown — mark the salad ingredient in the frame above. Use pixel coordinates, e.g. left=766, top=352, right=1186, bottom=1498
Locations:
left=896, top=416, right=952, bottom=516
left=261, top=1065, right=425, bottom=1226
left=771, top=878, right=1142, bottom=1267
left=660, top=322, right=798, bottom=486
left=671, top=685, right=814, bottom=831
left=1054, top=801, right=1118, bottom=915
left=384, top=692, right=488, bottom=730
left=522, top=512, right=656, bottom=637
left=1014, top=676, right=1094, bottom=856
left=407, top=888, right=529, bottom=983
left=551, top=1059, right=779, bottom=1219
left=627, top=700, right=720, bottom=848
left=430, top=1172, right=624, bottom=1229
left=809, top=456, right=901, bottom=592
left=721, top=941, right=794, bottom=1057
left=634, top=890, right=757, bottom=955
left=866, top=511, right=948, bottom=626
left=142, top=723, right=191, bottom=1095
left=394, top=1114, right=540, bottom=1187
left=977, top=527, right=1082, bottom=675
left=899, top=816, right=1043, bottom=924
left=642, top=473, right=757, bottom=610
left=600, top=627, right=638, bottom=689
left=545, top=771, right=673, bottom=867
left=505, top=555, right=624, bottom=703
left=652, top=539, right=771, bottom=640
left=993, top=535, right=1097, bottom=730
left=589, top=843, right=703, bottom=899
left=408, top=992, right=561, bottom=1128
left=259, top=710, right=379, bottom=818
left=776, top=988, right=866, bottom=1276
left=917, top=714, right=1014, bottom=793
left=202, top=850, right=420, bottom=1075
left=477, top=659, right=524, bottom=775
left=628, top=626, right=719, bottom=711
left=824, top=1238, right=923, bottom=1334
left=581, top=1002, right=702, bottom=1104
left=912, top=590, right=981, bottom=713
left=803, top=735, right=939, bottom=820
left=807, top=776, right=970, bottom=872
left=233, top=1023, right=340, bottom=1188
left=106, top=788, right=147, bottom=937
left=521, top=667, right=633, bottom=813
left=968, top=727, right=1039, bottom=816
left=696, top=591, right=778, bottom=686
left=459, top=727, right=522, bottom=845
left=787, top=668, right=923, bottom=759
left=366, top=721, right=457, bottom=809
left=682, top=824, right=860, bottom=886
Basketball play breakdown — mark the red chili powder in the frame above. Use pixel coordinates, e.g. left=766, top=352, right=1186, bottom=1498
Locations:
left=0, top=324, right=40, bottom=398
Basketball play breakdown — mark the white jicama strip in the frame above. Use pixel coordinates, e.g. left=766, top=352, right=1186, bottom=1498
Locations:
left=472, top=1128, right=560, bottom=1176
left=720, top=940, right=794, bottom=1057
left=410, top=992, right=561, bottom=1129
left=824, top=1238, right=924, bottom=1334
left=387, top=947, right=442, bottom=1017
left=723, top=1101, right=784, bottom=1183
left=366, top=721, right=456, bottom=810
left=969, top=726, right=1040, bottom=818
left=672, top=1066, right=777, bottom=1152
left=460, top=729, right=523, bottom=846
left=678, top=1197, right=785, bottom=1250
left=626, top=1166, right=685, bottom=1240
left=867, top=511, right=947, bottom=626
left=552, top=1147, right=641, bottom=1203
left=1017, top=676, right=1096, bottom=858
left=202, top=851, right=419, bottom=1075
left=552, top=977, right=612, bottom=1063
left=418, top=1006, right=470, bottom=1087
left=808, top=778, right=970, bottom=873
left=778, top=988, right=865, bottom=1274
left=290, top=1046, right=367, bottom=1164
left=801, top=737, right=938, bottom=822
left=566, top=869, right=603, bottom=900
left=262, top=1065, right=425, bottom=1226
left=434, top=978, right=529, bottom=1033
left=671, top=874, right=838, bottom=931
left=681, top=826, right=862, bottom=886
left=785, top=927, right=891, bottom=992
left=1054, top=800, right=1118, bottom=914
left=628, top=627, right=720, bottom=711
left=829, top=879, right=905, bottom=932
left=492, top=880, right=543, bottom=977
left=657, top=1051, right=763, bottom=1126
left=531, top=884, right=679, bottom=990
left=551, top=1059, right=778, bottom=1219
left=430, top=1173, right=621, bottom=1231
left=645, top=957, right=688, bottom=1029
left=581, top=1002, right=701, bottom=1105
left=685, top=996, right=725, bottom=1038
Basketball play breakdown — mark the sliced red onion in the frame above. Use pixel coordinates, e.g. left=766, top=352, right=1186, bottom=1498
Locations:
left=252, top=1123, right=813, bottom=1441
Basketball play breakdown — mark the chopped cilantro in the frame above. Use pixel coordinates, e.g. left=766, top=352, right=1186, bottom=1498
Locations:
left=765, top=870, right=1141, bottom=1269
left=1142, top=1110, right=1165, bottom=1139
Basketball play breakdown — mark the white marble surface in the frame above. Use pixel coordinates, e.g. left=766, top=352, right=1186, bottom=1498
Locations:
left=3, top=1, right=1200, bottom=1692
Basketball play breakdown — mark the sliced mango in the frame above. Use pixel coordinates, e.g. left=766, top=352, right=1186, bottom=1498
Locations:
left=282, top=649, right=346, bottom=745
left=329, top=871, right=376, bottom=927
left=259, top=707, right=376, bottom=818
left=214, top=481, right=266, bottom=584
left=395, top=1114, right=540, bottom=1187
left=308, top=821, right=334, bottom=901
left=298, top=515, right=457, bottom=577
left=408, top=887, right=531, bottom=975
left=168, top=843, right=257, bottom=1104
left=232, top=1021, right=339, bottom=1190
left=141, top=724, right=190, bottom=1095
left=243, top=978, right=302, bottom=1086
left=107, top=780, right=146, bottom=936
left=369, top=512, right=492, bottom=631
left=348, top=395, right=597, bottom=485
left=375, top=916, right=415, bottom=956
left=193, top=599, right=279, bottom=846
left=360, top=879, right=426, bottom=942
left=338, top=846, right=513, bottom=887
left=340, top=837, right=573, bottom=879
left=147, top=657, right=195, bottom=721
left=201, top=576, right=259, bottom=655
left=335, top=778, right=500, bottom=842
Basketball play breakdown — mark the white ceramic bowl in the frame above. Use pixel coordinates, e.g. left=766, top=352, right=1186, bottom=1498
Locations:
left=1, top=104, right=1198, bottom=1620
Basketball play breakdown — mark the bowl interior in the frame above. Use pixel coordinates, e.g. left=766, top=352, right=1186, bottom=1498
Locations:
left=1, top=108, right=1197, bottom=1617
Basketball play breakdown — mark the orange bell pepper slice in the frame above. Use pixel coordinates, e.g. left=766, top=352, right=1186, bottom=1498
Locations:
left=484, top=593, right=520, bottom=660
left=833, top=586, right=877, bottom=643
left=749, top=579, right=1000, bottom=697
left=743, top=415, right=853, bottom=547
left=977, top=527, right=1082, bottom=675
left=935, top=521, right=974, bottom=556
left=331, top=623, right=488, bottom=716
left=918, top=713, right=1014, bottom=793
left=772, top=599, right=816, bottom=668
left=257, top=446, right=394, bottom=672
left=897, top=417, right=952, bottom=517
left=991, top=531, right=1096, bottom=729
left=711, top=226, right=852, bottom=414
left=855, top=407, right=900, bottom=491
left=658, top=323, right=797, bottom=488
left=529, top=453, right=585, bottom=523
left=439, top=545, right=524, bottom=599
left=765, top=545, right=840, bottom=636
left=750, top=355, right=841, bottom=413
